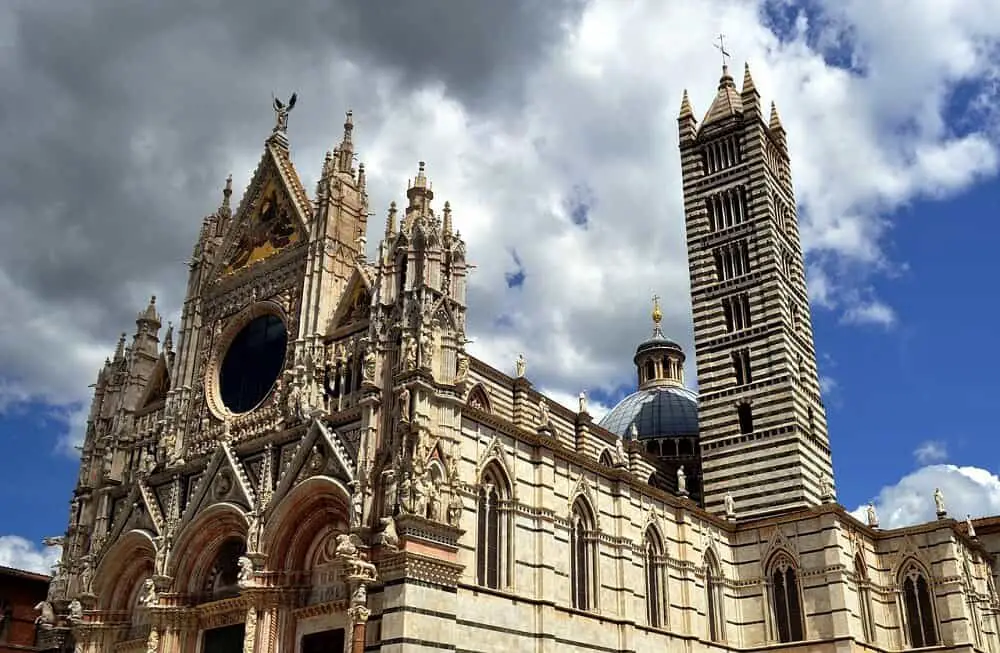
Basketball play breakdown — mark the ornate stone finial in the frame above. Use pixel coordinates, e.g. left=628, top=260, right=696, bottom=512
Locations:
left=443, top=200, right=453, bottom=236
left=866, top=502, right=879, bottom=529
left=163, top=321, right=174, bottom=351
left=385, top=201, right=398, bottom=238
left=271, top=92, right=298, bottom=133
left=967, top=514, right=977, bottom=538
left=934, top=487, right=947, bottom=518
left=222, top=173, right=233, bottom=211
left=515, top=353, right=526, bottom=378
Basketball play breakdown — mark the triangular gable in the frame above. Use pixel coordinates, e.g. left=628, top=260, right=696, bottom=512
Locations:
left=761, top=525, right=799, bottom=567
left=428, top=296, right=458, bottom=332
left=212, top=144, right=311, bottom=279
left=100, top=485, right=160, bottom=562
left=268, top=421, right=357, bottom=517
left=568, top=475, right=598, bottom=525
left=178, top=444, right=256, bottom=529
left=329, top=266, right=373, bottom=331
left=139, top=355, right=170, bottom=409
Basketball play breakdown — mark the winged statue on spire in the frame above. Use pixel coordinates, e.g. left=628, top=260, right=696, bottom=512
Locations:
left=272, top=92, right=298, bottom=133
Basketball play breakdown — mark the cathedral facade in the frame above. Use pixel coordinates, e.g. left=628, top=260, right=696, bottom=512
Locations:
left=38, top=65, right=1000, bottom=653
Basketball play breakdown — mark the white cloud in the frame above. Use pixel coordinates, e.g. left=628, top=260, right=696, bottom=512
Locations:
left=852, top=464, right=1000, bottom=529
left=0, top=535, right=59, bottom=575
left=914, top=440, right=949, bottom=465
left=5, top=0, right=1000, bottom=450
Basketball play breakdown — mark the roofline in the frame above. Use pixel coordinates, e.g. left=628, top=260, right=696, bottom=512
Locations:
left=0, top=564, right=51, bottom=583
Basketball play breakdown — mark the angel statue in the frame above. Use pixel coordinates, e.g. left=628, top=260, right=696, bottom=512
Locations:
left=272, top=92, right=298, bottom=133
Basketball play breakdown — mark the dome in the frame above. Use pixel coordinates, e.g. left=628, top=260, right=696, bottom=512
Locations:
left=598, top=385, right=699, bottom=440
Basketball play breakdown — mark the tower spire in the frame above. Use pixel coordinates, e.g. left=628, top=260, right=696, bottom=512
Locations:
left=337, top=110, right=355, bottom=174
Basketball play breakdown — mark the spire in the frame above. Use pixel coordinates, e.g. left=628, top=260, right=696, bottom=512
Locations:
left=385, top=201, right=398, bottom=240
left=137, top=296, right=161, bottom=328
left=113, top=333, right=127, bottom=362
left=405, top=161, right=434, bottom=228
left=337, top=110, right=355, bottom=174
left=769, top=101, right=784, bottom=132
left=163, top=321, right=174, bottom=353
left=217, top=174, right=233, bottom=228
left=678, top=89, right=694, bottom=120
left=357, top=162, right=367, bottom=194
left=741, top=62, right=757, bottom=95
left=701, top=35, right=743, bottom=127
left=442, top=201, right=453, bottom=238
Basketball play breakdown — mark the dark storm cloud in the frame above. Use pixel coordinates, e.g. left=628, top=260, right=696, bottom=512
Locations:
left=0, top=0, right=585, bottom=403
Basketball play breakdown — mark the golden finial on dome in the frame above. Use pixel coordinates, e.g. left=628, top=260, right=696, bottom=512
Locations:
left=652, top=293, right=662, bottom=325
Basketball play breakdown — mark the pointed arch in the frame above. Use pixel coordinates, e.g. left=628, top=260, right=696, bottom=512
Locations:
left=854, top=553, right=874, bottom=643
left=570, top=496, right=598, bottom=611
left=705, top=548, right=725, bottom=642
left=93, top=530, right=156, bottom=612
left=477, top=461, right=511, bottom=590
left=169, top=502, right=248, bottom=597
left=643, top=524, right=666, bottom=628
left=767, top=551, right=804, bottom=643
left=466, top=384, right=492, bottom=413
left=598, top=448, right=615, bottom=468
left=898, top=559, right=938, bottom=648
left=263, top=475, right=350, bottom=572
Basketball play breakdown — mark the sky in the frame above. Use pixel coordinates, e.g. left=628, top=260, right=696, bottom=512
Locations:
left=2, top=0, right=1000, bottom=573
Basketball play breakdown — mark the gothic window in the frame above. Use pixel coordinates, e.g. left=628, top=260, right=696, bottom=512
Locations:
left=644, top=528, right=666, bottom=628
left=477, top=465, right=509, bottom=590
left=900, top=563, right=938, bottom=648
left=706, top=187, right=749, bottom=232
left=855, top=555, right=874, bottom=643
left=737, top=402, right=753, bottom=435
left=713, top=240, right=751, bottom=282
left=732, top=349, right=752, bottom=386
left=570, top=499, right=597, bottom=611
left=705, top=551, right=724, bottom=642
left=204, top=537, right=247, bottom=602
left=722, top=293, right=751, bottom=332
left=701, top=137, right=742, bottom=175
left=769, top=554, right=804, bottom=643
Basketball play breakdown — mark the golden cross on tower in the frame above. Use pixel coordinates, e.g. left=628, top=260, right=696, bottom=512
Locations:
left=651, top=293, right=663, bottom=325
left=714, top=33, right=731, bottom=69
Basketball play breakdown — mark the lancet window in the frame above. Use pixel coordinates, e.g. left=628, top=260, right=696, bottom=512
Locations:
left=644, top=528, right=666, bottom=628
left=706, top=186, right=749, bottom=232
left=900, top=562, right=938, bottom=648
left=701, top=136, right=743, bottom=175
left=476, top=464, right=510, bottom=590
left=570, top=499, right=597, bottom=611
left=713, top=240, right=751, bottom=282
left=705, top=550, right=724, bottom=642
left=854, top=555, right=874, bottom=643
left=769, top=554, right=804, bottom=643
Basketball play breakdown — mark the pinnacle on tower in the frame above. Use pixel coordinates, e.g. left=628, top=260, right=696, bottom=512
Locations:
left=405, top=161, right=434, bottom=227
left=741, top=62, right=756, bottom=95
left=385, top=201, right=398, bottom=239
left=769, top=101, right=784, bottom=133
left=337, top=110, right=355, bottom=173
left=679, top=89, right=695, bottom=120
left=137, top=295, right=160, bottom=327
left=443, top=201, right=453, bottom=238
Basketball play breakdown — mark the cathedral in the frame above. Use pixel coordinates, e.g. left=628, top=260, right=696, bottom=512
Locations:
left=37, top=63, right=1000, bottom=653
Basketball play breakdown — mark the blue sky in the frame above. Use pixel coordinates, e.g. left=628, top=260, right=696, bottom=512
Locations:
left=2, top=0, right=1000, bottom=571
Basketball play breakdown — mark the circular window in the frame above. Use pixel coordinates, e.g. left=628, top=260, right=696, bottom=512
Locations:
left=219, top=314, right=287, bottom=414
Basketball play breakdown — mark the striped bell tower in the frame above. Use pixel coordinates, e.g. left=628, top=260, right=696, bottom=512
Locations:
left=678, top=57, right=833, bottom=519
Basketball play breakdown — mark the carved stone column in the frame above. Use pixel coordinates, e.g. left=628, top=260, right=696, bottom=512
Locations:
left=242, top=605, right=258, bottom=653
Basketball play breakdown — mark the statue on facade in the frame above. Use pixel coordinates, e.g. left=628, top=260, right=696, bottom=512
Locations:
left=427, top=482, right=442, bottom=521
left=628, top=423, right=638, bottom=441
left=335, top=533, right=358, bottom=558
left=934, top=487, right=946, bottom=517
left=381, top=469, right=397, bottom=518
left=538, top=398, right=550, bottom=428
left=272, top=92, right=296, bottom=132
left=578, top=391, right=588, bottom=414
left=138, top=578, right=158, bottom=608
left=153, top=535, right=171, bottom=576
left=79, top=557, right=94, bottom=595
left=455, top=351, right=469, bottom=383
left=376, top=517, right=399, bottom=550
left=515, top=353, right=526, bottom=378
left=419, top=330, right=434, bottom=369
left=67, top=599, right=83, bottom=624
left=237, top=556, right=254, bottom=586
left=447, top=492, right=464, bottom=528
left=350, top=484, right=364, bottom=529
left=724, top=492, right=736, bottom=520
left=398, top=387, right=411, bottom=422
left=820, top=475, right=835, bottom=502
left=967, top=514, right=977, bottom=538
left=34, top=601, right=55, bottom=628
left=246, top=508, right=262, bottom=554
left=866, top=502, right=879, bottom=528
left=677, top=466, right=687, bottom=496
left=286, top=383, right=304, bottom=421
left=362, top=347, right=377, bottom=384
left=614, top=437, right=626, bottom=467
left=403, top=336, right=417, bottom=370
left=446, top=441, right=460, bottom=482
left=146, top=629, right=160, bottom=653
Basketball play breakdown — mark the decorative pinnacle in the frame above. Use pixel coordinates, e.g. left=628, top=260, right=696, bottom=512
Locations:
left=769, top=101, right=784, bottom=132
left=385, top=201, right=398, bottom=236
left=679, top=89, right=694, bottom=119
left=741, top=62, right=756, bottom=94
left=223, top=174, right=232, bottom=203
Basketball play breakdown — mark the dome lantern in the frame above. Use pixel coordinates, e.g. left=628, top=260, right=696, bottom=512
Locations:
left=634, top=294, right=685, bottom=390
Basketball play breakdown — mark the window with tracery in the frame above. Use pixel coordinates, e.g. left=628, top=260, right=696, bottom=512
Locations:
left=476, top=465, right=509, bottom=590
left=644, top=529, right=666, bottom=628
left=706, top=551, right=724, bottom=642
left=854, top=555, right=874, bottom=642
left=570, top=499, right=597, bottom=611
left=770, top=555, right=804, bottom=643
left=900, top=563, right=938, bottom=648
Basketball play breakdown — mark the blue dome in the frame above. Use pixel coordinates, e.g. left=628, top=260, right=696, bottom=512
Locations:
left=598, top=385, right=699, bottom=439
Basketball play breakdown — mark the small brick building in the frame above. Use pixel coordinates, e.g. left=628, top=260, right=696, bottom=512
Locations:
left=0, top=566, right=50, bottom=653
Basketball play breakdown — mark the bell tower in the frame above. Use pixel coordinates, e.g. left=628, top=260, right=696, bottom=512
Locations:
left=678, top=57, right=833, bottom=519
